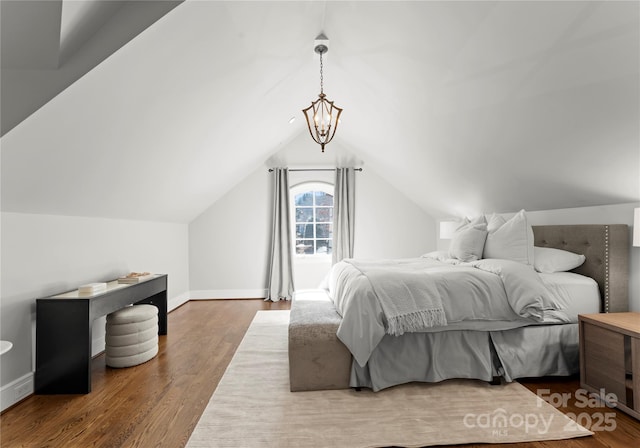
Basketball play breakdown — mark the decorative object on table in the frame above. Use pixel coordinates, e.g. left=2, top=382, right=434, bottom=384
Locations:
left=117, top=272, right=153, bottom=284
left=78, top=282, right=107, bottom=295
left=302, top=33, right=343, bottom=153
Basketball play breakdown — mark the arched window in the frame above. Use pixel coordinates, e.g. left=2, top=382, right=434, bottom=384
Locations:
left=290, top=182, right=334, bottom=256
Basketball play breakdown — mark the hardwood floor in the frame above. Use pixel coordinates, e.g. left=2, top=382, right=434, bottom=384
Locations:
left=1, top=299, right=639, bottom=448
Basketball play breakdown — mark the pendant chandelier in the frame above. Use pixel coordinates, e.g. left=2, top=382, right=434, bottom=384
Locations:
left=302, top=34, right=343, bottom=153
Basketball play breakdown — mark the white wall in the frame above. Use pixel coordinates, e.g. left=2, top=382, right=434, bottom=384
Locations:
left=188, top=135, right=437, bottom=295
left=188, top=168, right=272, bottom=297
left=0, top=212, right=190, bottom=410
left=353, top=169, right=436, bottom=260
left=436, top=203, right=640, bottom=311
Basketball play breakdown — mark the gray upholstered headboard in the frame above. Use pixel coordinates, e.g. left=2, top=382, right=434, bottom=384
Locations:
left=532, top=225, right=629, bottom=313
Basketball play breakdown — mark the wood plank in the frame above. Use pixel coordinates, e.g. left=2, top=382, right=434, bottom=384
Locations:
left=582, top=323, right=626, bottom=405
left=2, top=300, right=639, bottom=447
left=632, top=337, right=640, bottom=418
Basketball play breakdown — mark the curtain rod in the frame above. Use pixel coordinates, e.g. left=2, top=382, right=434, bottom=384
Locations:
left=268, top=168, right=363, bottom=172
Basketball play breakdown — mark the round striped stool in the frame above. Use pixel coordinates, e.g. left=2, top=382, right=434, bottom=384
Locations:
left=106, top=304, right=158, bottom=368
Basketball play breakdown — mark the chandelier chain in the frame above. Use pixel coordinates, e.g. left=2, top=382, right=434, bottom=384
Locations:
left=319, top=51, right=324, bottom=94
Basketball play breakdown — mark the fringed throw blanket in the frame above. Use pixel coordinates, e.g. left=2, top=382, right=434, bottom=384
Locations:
left=345, top=259, right=448, bottom=336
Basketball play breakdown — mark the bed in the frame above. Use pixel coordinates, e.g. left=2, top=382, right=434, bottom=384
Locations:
left=317, top=223, right=629, bottom=392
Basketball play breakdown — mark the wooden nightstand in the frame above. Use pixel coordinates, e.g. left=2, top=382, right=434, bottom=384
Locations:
left=579, top=312, right=640, bottom=420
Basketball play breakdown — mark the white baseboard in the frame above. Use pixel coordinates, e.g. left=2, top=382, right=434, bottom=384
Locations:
left=1, top=372, right=34, bottom=412
left=189, top=289, right=267, bottom=300
left=92, top=335, right=106, bottom=357
left=169, top=291, right=191, bottom=311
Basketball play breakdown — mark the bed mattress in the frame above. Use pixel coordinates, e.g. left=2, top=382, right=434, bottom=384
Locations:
left=538, top=272, right=600, bottom=319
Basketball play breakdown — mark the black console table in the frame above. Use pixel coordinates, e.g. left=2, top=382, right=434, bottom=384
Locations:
left=35, top=274, right=168, bottom=394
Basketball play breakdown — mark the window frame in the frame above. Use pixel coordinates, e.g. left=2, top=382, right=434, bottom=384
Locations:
left=290, top=181, right=334, bottom=258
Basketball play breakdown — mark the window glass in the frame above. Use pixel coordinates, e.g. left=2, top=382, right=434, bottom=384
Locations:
left=316, top=240, right=331, bottom=254
left=296, top=208, right=313, bottom=223
left=315, top=207, right=332, bottom=223
left=315, top=191, right=333, bottom=206
left=316, top=224, right=331, bottom=238
left=295, top=192, right=313, bottom=206
left=291, top=183, right=334, bottom=256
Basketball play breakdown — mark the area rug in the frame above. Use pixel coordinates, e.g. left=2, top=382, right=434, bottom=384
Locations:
left=187, top=311, right=592, bottom=448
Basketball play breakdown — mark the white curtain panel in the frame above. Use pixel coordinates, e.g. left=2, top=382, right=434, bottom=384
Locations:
left=332, top=168, right=356, bottom=265
left=266, top=168, right=295, bottom=301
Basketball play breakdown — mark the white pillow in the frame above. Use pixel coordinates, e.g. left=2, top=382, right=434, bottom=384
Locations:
left=534, top=247, right=586, bottom=273
left=448, top=215, right=488, bottom=262
left=483, top=210, right=534, bottom=265
left=486, top=213, right=506, bottom=232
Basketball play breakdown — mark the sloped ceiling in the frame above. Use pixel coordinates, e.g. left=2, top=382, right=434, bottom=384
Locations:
left=1, top=0, right=182, bottom=135
left=1, top=0, right=638, bottom=223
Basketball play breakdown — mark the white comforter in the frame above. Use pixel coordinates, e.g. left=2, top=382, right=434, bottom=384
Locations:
left=323, top=257, right=571, bottom=367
